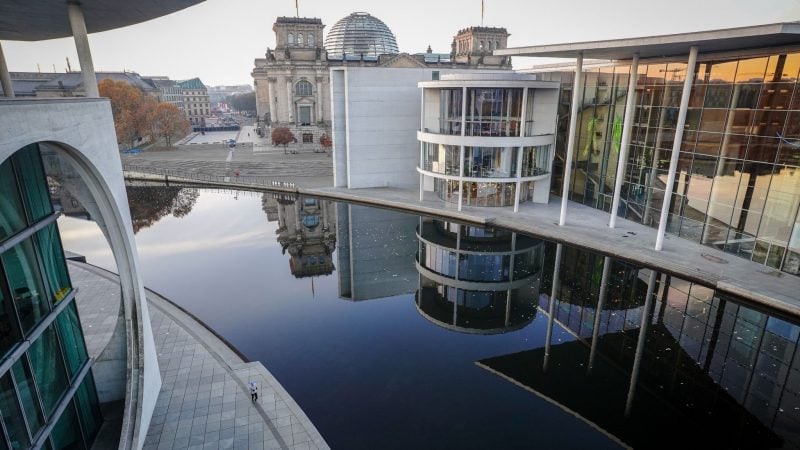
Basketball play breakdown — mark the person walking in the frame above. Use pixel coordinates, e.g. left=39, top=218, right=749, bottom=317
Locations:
left=250, top=381, right=258, bottom=402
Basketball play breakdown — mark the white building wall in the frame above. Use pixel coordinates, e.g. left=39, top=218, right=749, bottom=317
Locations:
left=332, top=67, right=472, bottom=189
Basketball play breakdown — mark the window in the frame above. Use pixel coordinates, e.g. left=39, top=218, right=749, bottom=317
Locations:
left=295, top=80, right=313, bottom=96
left=303, top=133, right=313, bottom=143
left=432, top=71, right=440, bottom=81
left=288, top=33, right=294, bottom=45
left=308, top=34, right=315, bottom=47
left=298, top=106, right=312, bottom=125
left=298, top=33, right=304, bottom=46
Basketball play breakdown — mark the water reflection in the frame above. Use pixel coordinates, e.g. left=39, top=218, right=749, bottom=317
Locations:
left=415, top=218, right=541, bottom=333
left=477, top=243, right=800, bottom=448
left=263, top=194, right=336, bottom=278
left=127, top=186, right=199, bottom=233
left=55, top=186, right=800, bottom=449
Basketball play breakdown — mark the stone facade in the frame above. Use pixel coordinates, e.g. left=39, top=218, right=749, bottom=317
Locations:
left=252, top=15, right=513, bottom=143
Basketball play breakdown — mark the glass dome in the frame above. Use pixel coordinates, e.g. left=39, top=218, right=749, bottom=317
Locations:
left=324, top=12, right=399, bottom=58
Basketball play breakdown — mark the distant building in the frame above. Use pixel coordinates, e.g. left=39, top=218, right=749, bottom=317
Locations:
left=177, top=77, right=210, bottom=126
left=1, top=71, right=159, bottom=97
left=252, top=12, right=512, bottom=142
left=143, top=76, right=184, bottom=111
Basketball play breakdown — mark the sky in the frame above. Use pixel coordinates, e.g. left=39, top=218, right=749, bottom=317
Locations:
left=4, top=0, right=800, bottom=86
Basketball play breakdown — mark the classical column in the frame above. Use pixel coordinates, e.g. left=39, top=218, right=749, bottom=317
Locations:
left=67, top=2, right=98, bottom=98
left=286, top=78, right=293, bottom=123
left=544, top=243, right=563, bottom=372
left=267, top=77, right=277, bottom=125
left=0, top=42, right=14, bottom=98
left=315, top=76, right=324, bottom=123
left=655, top=46, right=698, bottom=251
left=625, top=271, right=658, bottom=416
left=588, top=256, right=612, bottom=372
left=609, top=54, right=640, bottom=228
left=560, top=53, right=584, bottom=226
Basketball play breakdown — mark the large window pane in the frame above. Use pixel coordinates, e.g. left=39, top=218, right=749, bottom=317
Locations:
left=36, top=224, right=72, bottom=304
left=0, top=275, right=21, bottom=359
left=11, top=144, right=52, bottom=223
left=28, top=325, right=69, bottom=416
left=74, top=374, right=102, bottom=444
left=56, top=302, right=88, bottom=379
left=2, top=238, right=50, bottom=334
left=0, top=160, right=27, bottom=242
left=50, top=401, right=84, bottom=450
left=0, top=373, right=30, bottom=450
left=11, top=354, right=44, bottom=440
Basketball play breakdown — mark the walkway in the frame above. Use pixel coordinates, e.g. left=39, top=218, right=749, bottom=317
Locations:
left=69, top=262, right=329, bottom=450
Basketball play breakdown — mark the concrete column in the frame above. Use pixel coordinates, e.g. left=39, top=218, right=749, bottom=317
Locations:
left=588, top=256, right=612, bottom=372
left=286, top=78, right=293, bottom=122
left=315, top=76, right=324, bottom=123
left=544, top=243, right=563, bottom=372
left=67, top=2, right=98, bottom=98
left=655, top=46, right=698, bottom=251
left=458, top=145, right=465, bottom=212
left=625, top=270, right=658, bottom=416
left=560, top=53, right=584, bottom=226
left=0, top=42, right=14, bottom=98
left=514, top=146, right=524, bottom=212
left=609, top=54, right=640, bottom=228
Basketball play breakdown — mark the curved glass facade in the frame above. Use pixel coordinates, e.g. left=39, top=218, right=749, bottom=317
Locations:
left=437, top=88, right=523, bottom=136
left=0, top=144, right=101, bottom=449
left=543, top=50, right=800, bottom=276
left=323, top=12, right=399, bottom=58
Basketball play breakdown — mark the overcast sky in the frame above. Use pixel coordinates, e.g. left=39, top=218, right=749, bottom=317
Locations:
left=4, top=0, right=800, bottom=86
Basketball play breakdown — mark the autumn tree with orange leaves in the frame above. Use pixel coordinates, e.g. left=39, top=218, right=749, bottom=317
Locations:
left=99, top=79, right=189, bottom=149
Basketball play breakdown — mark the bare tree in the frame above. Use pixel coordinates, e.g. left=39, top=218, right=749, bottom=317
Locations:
left=271, top=127, right=295, bottom=154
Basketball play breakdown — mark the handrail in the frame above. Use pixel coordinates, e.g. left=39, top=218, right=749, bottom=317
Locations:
left=121, top=164, right=297, bottom=190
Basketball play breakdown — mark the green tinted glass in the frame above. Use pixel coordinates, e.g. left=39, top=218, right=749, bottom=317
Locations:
left=11, top=144, right=52, bottom=223
left=50, top=401, right=84, bottom=450
left=11, top=354, right=44, bottom=439
left=74, top=374, right=102, bottom=443
left=2, top=238, right=51, bottom=334
left=56, top=302, right=88, bottom=378
left=36, top=223, right=72, bottom=304
left=28, top=325, right=69, bottom=416
left=0, top=160, right=27, bottom=242
left=0, top=372, right=30, bottom=450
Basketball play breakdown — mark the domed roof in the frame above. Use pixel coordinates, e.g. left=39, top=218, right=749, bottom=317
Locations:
left=324, top=12, right=399, bottom=58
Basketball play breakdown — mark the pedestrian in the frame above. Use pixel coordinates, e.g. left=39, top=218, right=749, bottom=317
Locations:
left=250, top=381, right=258, bottom=402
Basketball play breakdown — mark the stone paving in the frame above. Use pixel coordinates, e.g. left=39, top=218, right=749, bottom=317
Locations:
left=68, top=262, right=329, bottom=450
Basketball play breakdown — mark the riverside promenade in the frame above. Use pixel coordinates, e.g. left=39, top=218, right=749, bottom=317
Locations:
left=70, top=261, right=329, bottom=450
left=120, top=143, right=800, bottom=319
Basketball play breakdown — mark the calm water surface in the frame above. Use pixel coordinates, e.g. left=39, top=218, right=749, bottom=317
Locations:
left=57, top=186, right=800, bottom=449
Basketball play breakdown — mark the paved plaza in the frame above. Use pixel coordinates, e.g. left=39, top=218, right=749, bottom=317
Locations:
left=70, top=262, right=329, bottom=450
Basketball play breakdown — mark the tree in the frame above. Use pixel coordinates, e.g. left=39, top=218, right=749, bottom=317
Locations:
left=152, top=103, right=190, bottom=147
left=319, top=133, right=332, bottom=150
left=99, top=79, right=144, bottom=148
left=226, top=92, right=256, bottom=113
left=271, top=127, right=295, bottom=154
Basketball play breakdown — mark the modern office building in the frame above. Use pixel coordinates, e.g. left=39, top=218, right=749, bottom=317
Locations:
left=417, top=73, right=559, bottom=210
left=497, top=22, right=800, bottom=275
left=252, top=12, right=511, bottom=142
left=0, top=1, right=203, bottom=448
left=415, top=218, right=542, bottom=333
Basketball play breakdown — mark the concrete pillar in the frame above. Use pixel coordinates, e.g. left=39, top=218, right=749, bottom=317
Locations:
left=560, top=53, right=584, bottom=226
left=544, top=243, right=563, bottom=372
left=315, top=76, right=324, bottom=123
left=0, top=42, right=14, bottom=98
left=655, top=46, right=698, bottom=251
left=588, top=256, right=612, bottom=372
left=514, top=146, right=524, bottom=212
left=67, top=2, right=99, bottom=98
left=625, top=270, right=658, bottom=416
left=458, top=145, right=465, bottom=212
left=609, top=54, right=640, bottom=228
left=286, top=78, right=293, bottom=122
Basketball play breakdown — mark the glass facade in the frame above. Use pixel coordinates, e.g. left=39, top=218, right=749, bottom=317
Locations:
left=542, top=50, right=800, bottom=276
left=323, top=12, right=399, bottom=58
left=0, top=144, right=102, bottom=449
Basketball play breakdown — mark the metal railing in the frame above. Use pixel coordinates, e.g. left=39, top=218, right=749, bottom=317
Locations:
left=121, top=164, right=297, bottom=190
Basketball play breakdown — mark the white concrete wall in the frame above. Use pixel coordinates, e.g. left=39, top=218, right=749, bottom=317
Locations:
left=331, top=67, right=470, bottom=189
left=331, top=70, right=348, bottom=188
left=0, top=98, right=160, bottom=450
left=530, top=88, right=558, bottom=136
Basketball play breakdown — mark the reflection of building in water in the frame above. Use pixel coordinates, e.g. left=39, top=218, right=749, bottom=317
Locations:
left=336, top=204, right=418, bottom=301
left=415, top=218, right=543, bottom=333
left=268, top=195, right=336, bottom=278
left=477, top=244, right=799, bottom=448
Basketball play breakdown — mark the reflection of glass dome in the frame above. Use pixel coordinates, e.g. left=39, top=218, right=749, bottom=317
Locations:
left=324, top=12, right=399, bottom=58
